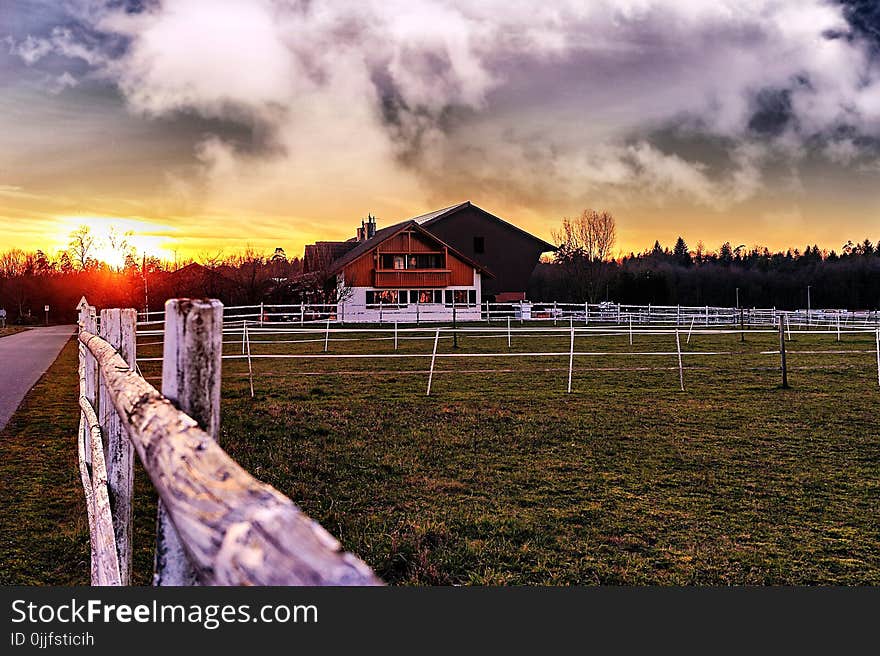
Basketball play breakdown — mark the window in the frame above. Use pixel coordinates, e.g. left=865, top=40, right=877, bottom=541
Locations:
left=419, top=290, right=433, bottom=304
left=444, top=289, right=477, bottom=307
left=473, top=236, right=485, bottom=254
left=393, top=256, right=405, bottom=270
left=366, top=290, right=375, bottom=305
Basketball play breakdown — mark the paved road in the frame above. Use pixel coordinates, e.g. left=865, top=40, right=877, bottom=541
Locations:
left=0, top=325, right=75, bottom=432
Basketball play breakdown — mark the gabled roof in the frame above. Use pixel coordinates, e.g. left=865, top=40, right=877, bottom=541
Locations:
left=413, top=200, right=557, bottom=252
left=329, top=220, right=494, bottom=278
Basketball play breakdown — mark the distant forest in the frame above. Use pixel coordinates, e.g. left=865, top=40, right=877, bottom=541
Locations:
left=530, top=237, right=880, bottom=310
left=2, top=222, right=880, bottom=323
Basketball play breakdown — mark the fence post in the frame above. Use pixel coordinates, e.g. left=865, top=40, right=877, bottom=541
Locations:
left=99, top=308, right=137, bottom=585
left=629, top=315, right=633, bottom=345
left=686, top=317, right=695, bottom=345
left=585, top=302, right=589, bottom=326
left=324, top=318, right=330, bottom=352
left=245, top=321, right=255, bottom=398
left=740, top=308, right=745, bottom=343
left=675, top=329, right=684, bottom=392
left=553, top=300, right=558, bottom=326
left=394, top=321, right=398, bottom=351
left=426, top=329, right=440, bottom=396
left=260, top=302, right=264, bottom=327
left=705, top=305, right=709, bottom=326
left=779, top=318, right=789, bottom=389
left=836, top=314, right=840, bottom=342
left=78, top=300, right=97, bottom=466
left=567, top=321, right=575, bottom=394
left=241, top=319, right=247, bottom=354
left=154, top=299, right=223, bottom=586
left=300, top=302, right=304, bottom=325
left=875, top=328, right=880, bottom=388
left=453, top=304, right=458, bottom=349
left=507, top=316, right=511, bottom=348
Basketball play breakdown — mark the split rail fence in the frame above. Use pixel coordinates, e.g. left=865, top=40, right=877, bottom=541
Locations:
left=76, top=297, right=381, bottom=586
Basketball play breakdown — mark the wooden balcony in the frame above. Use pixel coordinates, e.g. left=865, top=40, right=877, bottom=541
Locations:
left=374, top=269, right=451, bottom=287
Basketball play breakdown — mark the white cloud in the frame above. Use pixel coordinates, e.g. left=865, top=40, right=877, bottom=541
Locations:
left=16, top=0, right=880, bottom=215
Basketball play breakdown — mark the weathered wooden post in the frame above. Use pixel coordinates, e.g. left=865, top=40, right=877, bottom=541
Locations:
left=507, top=315, right=511, bottom=348
left=154, top=299, right=223, bottom=586
left=77, top=297, right=97, bottom=466
left=98, top=308, right=137, bottom=585
left=567, top=320, right=575, bottom=394
left=394, top=321, right=398, bottom=351
left=453, top=304, right=459, bottom=349
left=740, top=308, right=745, bottom=343
left=779, top=317, right=789, bottom=389
left=324, top=317, right=330, bottom=352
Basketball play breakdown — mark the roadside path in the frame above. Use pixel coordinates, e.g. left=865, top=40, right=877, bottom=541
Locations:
left=0, top=326, right=75, bottom=432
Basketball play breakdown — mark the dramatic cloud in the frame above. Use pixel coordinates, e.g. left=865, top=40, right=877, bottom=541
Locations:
left=2, top=0, right=880, bottom=253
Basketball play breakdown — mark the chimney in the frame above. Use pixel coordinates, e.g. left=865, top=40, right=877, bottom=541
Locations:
left=366, top=214, right=377, bottom=239
left=357, top=223, right=365, bottom=241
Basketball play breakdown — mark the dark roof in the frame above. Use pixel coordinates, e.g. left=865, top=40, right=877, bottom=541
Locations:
left=413, top=200, right=557, bottom=252
left=303, top=241, right=357, bottom=272
left=328, top=220, right=494, bottom=278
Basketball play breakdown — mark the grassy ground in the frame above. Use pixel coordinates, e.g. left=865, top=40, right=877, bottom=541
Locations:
left=149, top=321, right=880, bottom=584
left=2, top=322, right=879, bottom=584
left=0, top=326, right=28, bottom=338
left=0, top=338, right=157, bottom=585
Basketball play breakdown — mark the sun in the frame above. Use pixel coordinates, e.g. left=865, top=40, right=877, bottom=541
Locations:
left=55, top=216, right=176, bottom=266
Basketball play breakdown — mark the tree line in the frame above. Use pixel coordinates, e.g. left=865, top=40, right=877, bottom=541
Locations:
left=3, top=217, right=880, bottom=323
left=530, top=210, right=880, bottom=310
left=0, top=226, right=305, bottom=323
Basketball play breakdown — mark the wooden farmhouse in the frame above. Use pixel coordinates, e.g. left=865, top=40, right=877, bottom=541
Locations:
left=303, top=201, right=556, bottom=322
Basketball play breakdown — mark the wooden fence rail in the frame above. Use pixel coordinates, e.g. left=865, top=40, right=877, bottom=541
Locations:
left=76, top=297, right=381, bottom=586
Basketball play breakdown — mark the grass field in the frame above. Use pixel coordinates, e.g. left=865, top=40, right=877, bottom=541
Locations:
left=0, top=326, right=28, bottom=338
left=2, top=322, right=879, bottom=584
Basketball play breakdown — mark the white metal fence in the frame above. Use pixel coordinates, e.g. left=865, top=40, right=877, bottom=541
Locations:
left=133, top=301, right=880, bottom=329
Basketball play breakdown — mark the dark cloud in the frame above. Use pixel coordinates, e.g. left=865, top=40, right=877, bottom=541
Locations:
left=748, top=88, right=795, bottom=137
left=840, top=0, right=880, bottom=51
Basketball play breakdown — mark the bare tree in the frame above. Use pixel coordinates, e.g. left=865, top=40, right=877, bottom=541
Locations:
left=68, top=225, right=96, bottom=270
left=552, top=209, right=617, bottom=302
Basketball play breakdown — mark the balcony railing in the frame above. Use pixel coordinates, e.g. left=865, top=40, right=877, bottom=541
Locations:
left=374, top=269, right=451, bottom=287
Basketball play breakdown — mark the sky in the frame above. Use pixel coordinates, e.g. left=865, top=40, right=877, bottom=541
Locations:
left=1, top=0, right=880, bottom=261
